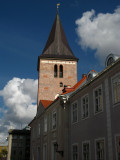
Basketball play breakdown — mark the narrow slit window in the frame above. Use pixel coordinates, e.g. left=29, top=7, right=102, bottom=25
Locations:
left=59, top=65, right=63, bottom=78
left=54, top=65, right=57, bottom=77
left=60, top=82, right=63, bottom=87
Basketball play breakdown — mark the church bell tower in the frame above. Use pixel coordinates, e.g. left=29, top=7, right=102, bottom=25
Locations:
left=37, top=11, right=78, bottom=105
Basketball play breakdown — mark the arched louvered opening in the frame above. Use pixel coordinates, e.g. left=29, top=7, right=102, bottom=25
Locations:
left=54, top=64, right=58, bottom=77
left=59, top=65, right=63, bottom=78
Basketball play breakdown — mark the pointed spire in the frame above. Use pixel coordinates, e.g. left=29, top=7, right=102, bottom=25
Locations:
left=39, top=11, right=78, bottom=61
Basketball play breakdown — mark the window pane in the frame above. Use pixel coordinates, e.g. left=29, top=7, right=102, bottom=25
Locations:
left=59, top=65, right=63, bottom=78
left=52, top=111, right=56, bottom=129
left=72, top=103, right=78, bottom=123
left=94, top=87, right=103, bottom=113
left=83, top=142, right=89, bottom=160
left=73, top=145, right=78, bottom=160
left=96, top=140, right=104, bottom=160
left=54, top=65, right=57, bottom=77
left=82, top=96, right=89, bottom=119
left=44, top=116, right=47, bottom=133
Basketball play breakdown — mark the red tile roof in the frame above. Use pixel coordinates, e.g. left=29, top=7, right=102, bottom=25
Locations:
left=62, top=75, right=87, bottom=95
left=40, top=100, right=53, bottom=109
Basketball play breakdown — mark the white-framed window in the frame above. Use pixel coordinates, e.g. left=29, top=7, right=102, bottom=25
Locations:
left=115, top=135, right=120, bottom=160
left=71, top=101, right=78, bottom=123
left=82, top=141, right=90, bottom=160
left=52, top=141, right=57, bottom=160
left=81, top=95, right=89, bottom=119
left=43, top=144, right=47, bottom=160
left=52, top=110, right=56, bottom=130
left=44, top=115, right=47, bottom=133
left=112, top=74, right=120, bottom=104
left=72, top=144, right=78, bottom=160
left=95, top=139, right=105, bottom=160
left=94, top=86, right=103, bottom=113
left=38, top=123, right=40, bottom=136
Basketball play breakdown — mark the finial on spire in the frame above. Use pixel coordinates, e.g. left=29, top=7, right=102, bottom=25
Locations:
left=57, top=3, right=60, bottom=12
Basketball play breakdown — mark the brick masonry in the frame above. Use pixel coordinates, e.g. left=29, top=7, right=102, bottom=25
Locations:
left=37, top=59, right=77, bottom=103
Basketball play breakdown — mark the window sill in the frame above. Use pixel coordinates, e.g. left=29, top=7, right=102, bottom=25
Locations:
left=43, top=132, right=47, bottom=136
left=113, top=101, right=120, bottom=108
left=81, top=116, right=89, bottom=120
left=51, top=128, right=57, bottom=132
left=71, top=121, right=78, bottom=125
left=94, top=110, right=103, bottom=116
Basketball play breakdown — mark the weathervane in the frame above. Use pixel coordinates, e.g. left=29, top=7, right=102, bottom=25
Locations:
left=57, top=3, right=60, bottom=12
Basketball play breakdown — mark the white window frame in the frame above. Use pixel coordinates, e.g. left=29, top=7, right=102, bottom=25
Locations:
left=71, top=101, right=78, bottom=124
left=93, top=85, right=103, bottom=115
left=52, top=110, right=57, bottom=130
left=72, top=143, right=79, bottom=160
left=111, top=73, right=120, bottom=106
left=95, top=138, right=105, bottom=160
left=51, top=140, right=57, bottom=160
left=44, top=115, right=47, bottom=133
left=81, top=94, right=89, bottom=120
left=82, top=141, right=90, bottom=160
left=43, top=143, right=47, bottom=160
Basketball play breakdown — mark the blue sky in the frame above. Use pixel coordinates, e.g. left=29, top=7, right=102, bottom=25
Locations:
left=0, top=0, right=120, bottom=141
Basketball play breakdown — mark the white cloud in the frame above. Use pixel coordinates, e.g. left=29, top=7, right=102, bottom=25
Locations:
left=0, top=78, right=38, bottom=141
left=75, top=6, right=120, bottom=64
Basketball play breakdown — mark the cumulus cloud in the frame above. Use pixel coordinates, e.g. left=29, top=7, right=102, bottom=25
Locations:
left=75, top=6, right=120, bottom=64
left=0, top=78, right=38, bottom=141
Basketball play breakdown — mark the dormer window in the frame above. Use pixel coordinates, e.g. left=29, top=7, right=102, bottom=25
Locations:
left=59, top=65, right=63, bottom=78
left=54, top=65, right=57, bottom=77
left=87, top=73, right=92, bottom=81
left=105, top=53, right=119, bottom=67
left=87, top=70, right=98, bottom=81
left=107, top=57, right=114, bottom=66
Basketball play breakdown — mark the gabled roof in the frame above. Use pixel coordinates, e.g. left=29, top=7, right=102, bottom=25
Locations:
left=39, top=12, right=78, bottom=61
left=40, top=100, right=53, bottom=109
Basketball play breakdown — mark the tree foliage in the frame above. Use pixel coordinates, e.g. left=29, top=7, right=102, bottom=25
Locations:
left=0, top=148, right=7, bottom=160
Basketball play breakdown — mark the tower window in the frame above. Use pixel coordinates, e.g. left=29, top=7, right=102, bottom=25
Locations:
left=60, top=82, right=63, bottom=87
left=59, top=65, right=63, bottom=78
left=54, top=65, right=57, bottom=77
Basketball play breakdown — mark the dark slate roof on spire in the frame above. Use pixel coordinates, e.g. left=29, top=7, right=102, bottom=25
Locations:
left=39, top=12, right=78, bottom=60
